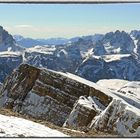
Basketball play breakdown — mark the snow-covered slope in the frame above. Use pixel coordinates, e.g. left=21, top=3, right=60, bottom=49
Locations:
left=97, top=79, right=140, bottom=108
left=0, top=114, right=68, bottom=137
left=96, top=79, right=129, bottom=90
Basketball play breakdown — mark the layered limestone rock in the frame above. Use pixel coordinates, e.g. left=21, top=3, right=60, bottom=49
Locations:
left=90, top=99, right=140, bottom=137
left=63, top=92, right=111, bottom=132
left=0, top=64, right=40, bottom=109
left=63, top=94, right=140, bottom=136
left=62, top=80, right=140, bottom=136
left=63, top=96, right=98, bottom=131
left=0, top=64, right=112, bottom=126
left=1, top=64, right=140, bottom=136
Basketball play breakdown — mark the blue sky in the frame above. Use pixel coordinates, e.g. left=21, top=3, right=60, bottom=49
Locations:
left=0, top=3, right=140, bottom=38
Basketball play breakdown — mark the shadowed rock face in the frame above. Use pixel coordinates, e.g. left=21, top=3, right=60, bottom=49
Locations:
left=0, top=64, right=112, bottom=126
left=0, top=26, right=15, bottom=46
left=0, top=26, right=23, bottom=52
left=76, top=54, right=140, bottom=82
left=102, top=30, right=135, bottom=54
left=0, top=54, right=23, bottom=82
left=0, top=64, right=40, bottom=109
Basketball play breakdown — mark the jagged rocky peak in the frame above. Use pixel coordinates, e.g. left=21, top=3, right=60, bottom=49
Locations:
left=69, top=37, right=95, bottom=55
left=0, top=26, right=23, bottom=51
left=130, top=30, right=140, bottom=39
left=76, top=53, right=140, bottom=82
left=0, top=26, right=14, bottom=45
left=76, top=56, right=114, bottom=82
left=102, top=30, right=135, bottom=54
left=92, top=40, right=106, bottom=55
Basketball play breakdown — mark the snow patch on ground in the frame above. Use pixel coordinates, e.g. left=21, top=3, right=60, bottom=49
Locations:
left=0, top=114, right=68, bottom=137
left=102, top=54, right=131, bottom=62
left=0, top=51, right=21, bottom=57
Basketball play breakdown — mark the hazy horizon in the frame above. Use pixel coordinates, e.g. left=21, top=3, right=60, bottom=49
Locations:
left=1, top=3, right=140, bottom=38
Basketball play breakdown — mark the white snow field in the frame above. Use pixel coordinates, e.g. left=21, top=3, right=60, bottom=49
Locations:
left=0, top=114, right=68, bottom=137
left=96, top=79, right=129, bottom=90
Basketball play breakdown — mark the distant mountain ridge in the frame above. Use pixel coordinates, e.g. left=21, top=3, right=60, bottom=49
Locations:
left=13, top=34, right=104, bottom=48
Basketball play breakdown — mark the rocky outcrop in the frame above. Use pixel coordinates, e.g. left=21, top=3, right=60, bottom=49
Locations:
left=90, top=99, right=140, bottom=137
left=63, top=96, right=98, bottom=131
left=0, top=64, right=112, bottom=126
left=1, top=64, right=40, bottom=109
left=63, top=93, right=140, bottom=136
left=1, top=64, right=140, bottom=137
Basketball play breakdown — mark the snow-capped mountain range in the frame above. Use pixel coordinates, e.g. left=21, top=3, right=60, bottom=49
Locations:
left=0, top=26, right=139, bottom=83
left=13, top=34, right=103, bottom=48
left=1, top=27, right=140, bottom=83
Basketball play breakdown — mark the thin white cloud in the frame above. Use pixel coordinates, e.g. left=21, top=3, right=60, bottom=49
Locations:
left=14, top=24, right=33, bottom=28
